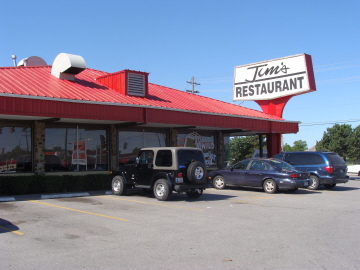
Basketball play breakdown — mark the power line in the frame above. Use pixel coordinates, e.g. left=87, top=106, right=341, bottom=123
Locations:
left=300, top=119, right=360, bottom=126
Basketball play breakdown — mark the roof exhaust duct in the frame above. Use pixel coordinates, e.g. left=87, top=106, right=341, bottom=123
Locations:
left=17, top=56, right=47, bottom=67
left=51, top=53, right=86, bottom=81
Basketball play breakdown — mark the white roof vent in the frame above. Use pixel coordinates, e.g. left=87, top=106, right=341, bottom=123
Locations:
left=51, top=53, right=86, bottom=81
left=17, top=56, right=47, bottom=67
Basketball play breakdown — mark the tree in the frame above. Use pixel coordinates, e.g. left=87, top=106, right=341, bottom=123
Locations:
left=292, top=140, right=308, bottom=151
left=316, top=124, right=352, bottom=160
left=230, top=135, right=265, bottom=163
left=348, top=125, right=360, bottom=162
left=283, top=143, right=292, bottom=152
left=283, top=140, right=307, bottom=151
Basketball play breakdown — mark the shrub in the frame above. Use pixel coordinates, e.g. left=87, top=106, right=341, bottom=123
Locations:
left=0, top=174, right=111, bottom=196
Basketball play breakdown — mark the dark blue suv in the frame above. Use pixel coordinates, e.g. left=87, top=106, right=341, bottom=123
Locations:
left=272, top=151, right=349, bottom=190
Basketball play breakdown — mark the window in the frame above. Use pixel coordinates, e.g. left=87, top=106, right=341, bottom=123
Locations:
left=233, top=159, right=250, bottom=170
left=250, top=160, right=266, bottom=170
left=0, top=123, right=32, bottom=173
left=138, top=150, right=154, bottom=164
left=177, top=131, right=216, bottom=168
left=155, top=150, right=172, bottom=167
left=118, top=129, right=167, bottom=167
left=285, top=153, right=324, bottom=165
left=45, top=125, right=108, bottom=171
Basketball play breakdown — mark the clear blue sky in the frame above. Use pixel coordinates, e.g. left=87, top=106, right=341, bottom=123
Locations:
left=1, top=0, right=360, bottom=149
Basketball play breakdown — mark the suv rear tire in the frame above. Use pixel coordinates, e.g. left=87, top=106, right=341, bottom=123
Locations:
left=187, top=161, right=206, bottom=183
left=154, top=179, right=172, bottom=201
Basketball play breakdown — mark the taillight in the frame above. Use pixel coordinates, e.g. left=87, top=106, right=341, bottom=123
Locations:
left=324, top=166, right=334, bottom=173
left=290, top=174, right=299, bottom=178
left=177, top=172, right=183, bottom=177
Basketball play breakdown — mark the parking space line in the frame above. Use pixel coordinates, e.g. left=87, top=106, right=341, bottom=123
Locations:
left=0, top=225, right=24, bottom=235
left=101, top=196, right=204, bottom=211
left=28, top=200, right=128, bottom=221
left=230, top=200, right=262, bottom=204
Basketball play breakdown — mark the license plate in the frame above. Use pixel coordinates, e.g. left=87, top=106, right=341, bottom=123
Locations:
left=339, top=170, right=343, bottom=173
left=304, top=181, right=309, bottom=186
left=176, top=177, right=183, bottom=183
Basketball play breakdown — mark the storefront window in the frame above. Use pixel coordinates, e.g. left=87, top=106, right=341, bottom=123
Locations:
left=118, top=129, right=167, bottom=166
left=177, top=131, right=217, bottom=168
left=45, top=125, right=108, bottom=171
left=0, top=123, right=32, bottom=173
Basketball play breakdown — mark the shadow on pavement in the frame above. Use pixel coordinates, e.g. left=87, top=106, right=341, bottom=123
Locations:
left=0, top=218, right=20, bottom=234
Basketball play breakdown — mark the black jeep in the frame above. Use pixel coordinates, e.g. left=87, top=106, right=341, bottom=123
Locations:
left=110, top=147, right=209, bottom=201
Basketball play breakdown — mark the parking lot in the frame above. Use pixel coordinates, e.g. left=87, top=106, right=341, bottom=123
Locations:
left=1, top=175, right=360, bottom=270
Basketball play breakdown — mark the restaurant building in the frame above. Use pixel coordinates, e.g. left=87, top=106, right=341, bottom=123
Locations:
left=0, top=53, right=300, bottom=175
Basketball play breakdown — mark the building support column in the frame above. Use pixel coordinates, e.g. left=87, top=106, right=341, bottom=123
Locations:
left=170, top=128, right=178, bottom=147
left=217, top=131, right=225, bottom=169
left=266, top=133, right=282, bottom=157
left=109, top=125, right=117, bottom=170
left=33, top=121, right=45, bottom=175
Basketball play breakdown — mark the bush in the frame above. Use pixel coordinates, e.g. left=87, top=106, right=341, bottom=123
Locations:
left=0, top=174, right=111, bottom=196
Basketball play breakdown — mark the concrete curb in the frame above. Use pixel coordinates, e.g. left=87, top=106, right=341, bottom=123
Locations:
left=0, top=190, right=113, bottom=202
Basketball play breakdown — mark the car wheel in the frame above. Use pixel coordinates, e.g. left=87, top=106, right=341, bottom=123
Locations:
left=186, top=189, right=203, bottom=199
left=324, top=184, right=336, bottom=189
left=187, top=161, right=206, bottom=183
left=153, top=179, right=172, bottom=201
left=213, top=175, right=226, bottom=189
left=263, top=179, right=278, bottom=194
left=308, top=175, right=320, bottom=190
left=112, top=175, right=127, bottom=196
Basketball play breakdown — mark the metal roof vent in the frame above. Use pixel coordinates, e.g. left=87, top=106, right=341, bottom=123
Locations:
left=51, top=53, right=86, bottom=81
left=96, top=70, right=149, bottom=97
left=128, top=72, right=146, bottom=96
left=17, top=56, right=47, bottom=67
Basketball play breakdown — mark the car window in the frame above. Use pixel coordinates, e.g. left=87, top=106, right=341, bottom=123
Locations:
left=155, top=150, right=172, bottom=167
left=249, top=160, right=266, bottom=170
left=269, top=159, right=295, bottom=171
left=273, top=153, right=284, bottom=160
left=233, top=159, right=250, bottom=170
left=285, top=153, right=324, bottom=165
left=138, top=150, right=154, bottom=164
left=324, top=153, right=346, bottom=165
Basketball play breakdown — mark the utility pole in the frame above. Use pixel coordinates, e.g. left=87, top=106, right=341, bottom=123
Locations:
left=186, top=76, right=200, bottom=94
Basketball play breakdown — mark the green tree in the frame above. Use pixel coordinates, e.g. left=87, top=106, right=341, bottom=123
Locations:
left=283, top=143, right=292, bottom=152
left=316, top=124, right=352, bottom=160
left=283, top=140, right=307, bottom=151
left=348, top=125, right=360, bottom=162
left=292, top=140, right=308, bottom=151
left=230, top=135, right=265, bottom=163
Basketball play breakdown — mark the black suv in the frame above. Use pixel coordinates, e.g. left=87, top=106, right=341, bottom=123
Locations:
left=273, top=151, right=349, bottom=190
left=110, top=147, right=209, bottom=201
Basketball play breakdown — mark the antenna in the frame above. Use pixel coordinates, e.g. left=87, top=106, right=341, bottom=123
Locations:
left=11, top=55, right=17, bottom=67
left=186, top=76, right=200, bottom=94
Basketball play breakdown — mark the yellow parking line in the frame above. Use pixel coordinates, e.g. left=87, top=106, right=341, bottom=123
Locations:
left=28, top=200, right=128, bottom=221
left=230, top=200, right=261, bottom=204
left=244, top=196, right=274, bottom=200
left=0, top=225, right=24, bottom=235
left=101, top=196, right=204, bottom=211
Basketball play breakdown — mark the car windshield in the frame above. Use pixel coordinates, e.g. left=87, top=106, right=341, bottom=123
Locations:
left=269, top=159, right=295, bottom=171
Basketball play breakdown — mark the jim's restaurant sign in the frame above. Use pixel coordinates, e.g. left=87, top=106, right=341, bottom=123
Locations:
left=233, top=54, right=316, bottom=101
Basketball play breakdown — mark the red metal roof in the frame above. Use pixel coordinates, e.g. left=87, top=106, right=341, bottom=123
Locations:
left=0, top=65, right=287, bottom=122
